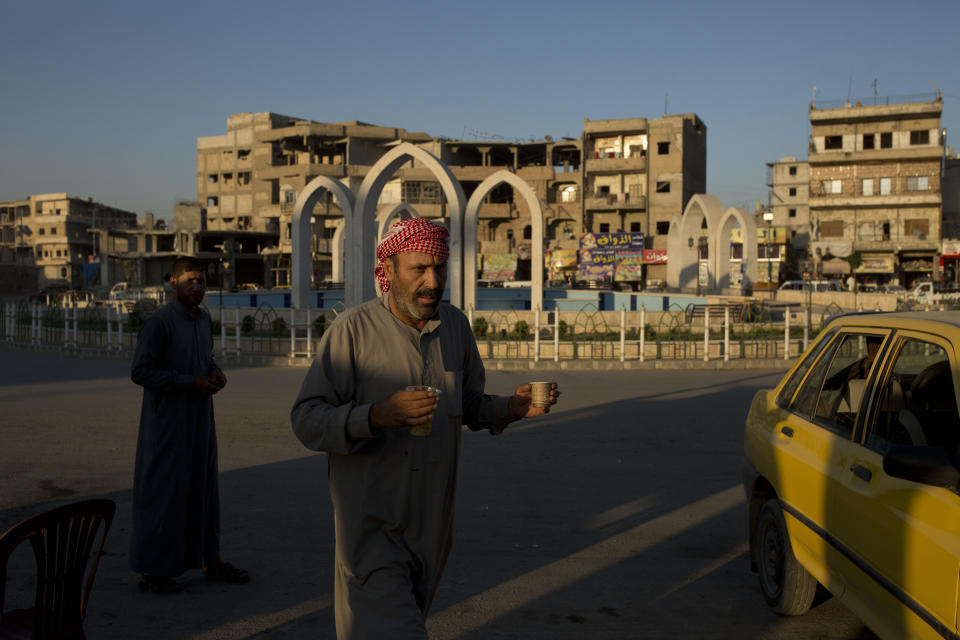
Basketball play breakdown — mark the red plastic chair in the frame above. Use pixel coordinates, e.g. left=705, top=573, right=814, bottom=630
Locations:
left=0, top=499, right=116, bottom=640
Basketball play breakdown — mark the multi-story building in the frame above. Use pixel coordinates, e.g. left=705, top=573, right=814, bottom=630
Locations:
left=197, top=112, right=706, bottom=288
left=0, top=193, right=137, bottom=290
left=582, top=115, right=706, bottom=286
left=809, top=95, right=944, bottom=288
left=765, top=157, right=810, bottom=252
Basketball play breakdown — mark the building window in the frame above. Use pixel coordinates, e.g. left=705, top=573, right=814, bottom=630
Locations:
left=821, top=179, right=842, bottom=195
left=906, top=176, right=929, bottom=191
left=910, top=130, right=930, bottom=145
left=657, top=141, right=670, bottom=155
left=599, top=223, right=610, bottom=232
left=862, top=134, right=875, bottom=150
left=656, top=181, right=670, bottom=193
left=239, top=172, right=251, bottom=185
left=824, top=135, right=843, bottom=150
left=880, top=177, right=892, bottom=195
left=208, top=174, right=218, bottom=183
left=630, top=222, right=641, bottom=232
left=656, top=221, right=670, bottom=235
left=207, top=196, right=219, bottom=207
left=523, top=225, right=532, bottom=240
left=223, top=172, right=233, bottom=184
left=905, top=219, right=929, bottom=237
left=788, top=208, right=797, bottom=218
left=880, top=132, right=892, bottom=148
left=862, top=178, right=874, bottom=196
left=238, top=149, right=251, bottom=160
left=60, top=267, right=67, bottom=278
left=821, top=220, right=844, bottom=237
left=38, top=228, right=45, bottom=235
left=789, top=166, right=797, bottom=176
left=788, top=187, right=797, bottom=197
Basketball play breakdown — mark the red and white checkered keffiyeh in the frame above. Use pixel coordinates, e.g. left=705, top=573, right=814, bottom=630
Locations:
left=375, top=217, right=450, bottom=294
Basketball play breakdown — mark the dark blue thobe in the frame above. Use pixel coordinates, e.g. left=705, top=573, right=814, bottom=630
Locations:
left=129, top=300, right=220, bottom=576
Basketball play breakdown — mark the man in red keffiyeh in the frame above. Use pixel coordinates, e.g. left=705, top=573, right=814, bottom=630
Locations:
left=292, top=216, right=561, bottom=640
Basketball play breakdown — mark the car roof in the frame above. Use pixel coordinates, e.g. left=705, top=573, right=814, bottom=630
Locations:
left=827, top=310, right=960, bottom=332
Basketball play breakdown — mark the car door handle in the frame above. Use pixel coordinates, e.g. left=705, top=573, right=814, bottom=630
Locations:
left=780, top=426, right=794, bottom=437
left=850, top=464, right=872, bottom=482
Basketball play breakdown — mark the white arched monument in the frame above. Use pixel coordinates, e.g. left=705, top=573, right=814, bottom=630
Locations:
left=464, top=170, right=545, bottom=311
left=351, top=143, right=466, bottom=308
left=716, top=206, right=757, bottom=290
left=291, top=175, right=356, bottom=309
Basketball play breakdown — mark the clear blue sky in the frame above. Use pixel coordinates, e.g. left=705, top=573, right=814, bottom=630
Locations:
left=2, top=0, right=957, bottom=219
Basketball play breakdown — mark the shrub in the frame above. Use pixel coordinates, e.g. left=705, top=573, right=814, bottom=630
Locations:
left=271, top=317, right=287, bottom=336
left=472, top=317, right=488, bottom=339
left=241, top=315, right=256, bottom=335
left=514, top=320, right=530, bottom=339
left=558, top=320, right=569, bottom=338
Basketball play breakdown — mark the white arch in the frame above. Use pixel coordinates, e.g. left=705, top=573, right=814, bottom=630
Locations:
left=331, top=219, right=345, bottom=282
left=714, top=207, right=757, bottom=291
left=464, top=170, right=545, bottom=311
left=376, top=202, right=419, bottom=242
left=291, top=175, right=356, bottom=309
left=352, top=143, right=466, bottom=308
left=667, top=195, right=725, bottom=290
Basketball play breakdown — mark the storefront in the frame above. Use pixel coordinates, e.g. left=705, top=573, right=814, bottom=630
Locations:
left=900, top=251, right=936, bottom=288
left=941, top=241, right=960, bottom=285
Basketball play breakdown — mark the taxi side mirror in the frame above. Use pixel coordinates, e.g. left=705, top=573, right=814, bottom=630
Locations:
left=883, top=445, right=960, bottom=491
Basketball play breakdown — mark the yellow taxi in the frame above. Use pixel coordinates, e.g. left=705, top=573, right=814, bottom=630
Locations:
left=743, top=311, right=960, bottom=639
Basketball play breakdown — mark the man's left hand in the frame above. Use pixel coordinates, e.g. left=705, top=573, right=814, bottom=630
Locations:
left=211, top=369, right=227, bottom=390
left=508, top=382, right=561, bottom=419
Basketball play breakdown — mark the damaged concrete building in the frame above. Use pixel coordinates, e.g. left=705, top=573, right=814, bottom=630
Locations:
left=0, top=193, right=137, bottom=290
left=195, top=111, right=706, bottom=289
left=808, top=95, right=945, bottom=287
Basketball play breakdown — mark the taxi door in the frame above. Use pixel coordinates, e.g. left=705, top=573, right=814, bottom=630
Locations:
left=772, top=330, right=890, bottom=596
left=839, top=331, right=960, bottom=639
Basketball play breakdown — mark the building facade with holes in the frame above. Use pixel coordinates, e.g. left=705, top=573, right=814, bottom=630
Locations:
left=195, top=112, right=707, bottom=290
left=808, top=96, right=945, bottom=288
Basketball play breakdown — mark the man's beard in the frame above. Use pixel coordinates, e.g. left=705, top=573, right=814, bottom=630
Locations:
left=392, top=282, right=442, bottom=321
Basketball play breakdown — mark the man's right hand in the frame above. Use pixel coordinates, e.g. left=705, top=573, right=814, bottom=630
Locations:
left=369, top=389, right=439, bottom=429
left=194, top=376, right=222, bottom=395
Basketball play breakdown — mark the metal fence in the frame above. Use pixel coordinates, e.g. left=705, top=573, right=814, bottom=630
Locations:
left=2, top=298, right=851, bottom=365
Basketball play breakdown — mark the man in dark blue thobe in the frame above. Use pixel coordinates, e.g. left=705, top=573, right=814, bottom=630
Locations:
left=130, top=256, right=248, bottom=593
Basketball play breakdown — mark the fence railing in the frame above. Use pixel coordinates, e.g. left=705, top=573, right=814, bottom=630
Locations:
left=2, top=299, right=838, bottom=365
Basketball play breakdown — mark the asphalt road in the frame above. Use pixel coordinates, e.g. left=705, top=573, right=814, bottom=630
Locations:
left=0, top=348, right=876, bottom=639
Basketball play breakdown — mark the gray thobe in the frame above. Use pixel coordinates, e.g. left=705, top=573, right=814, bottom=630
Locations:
left=129, top=300, right=221, bottom=576
left=291, top=295, right=514, bottom=640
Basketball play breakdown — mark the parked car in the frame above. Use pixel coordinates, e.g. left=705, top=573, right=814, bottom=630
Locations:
left=743, top=311, right=960, bottom=639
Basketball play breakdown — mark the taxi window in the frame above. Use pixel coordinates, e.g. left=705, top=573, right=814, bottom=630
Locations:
left=792, top=333, right=884, bottom=438
left=776, top=328, right=837, bottom=408
left=867, top=338, right=960, bottom=455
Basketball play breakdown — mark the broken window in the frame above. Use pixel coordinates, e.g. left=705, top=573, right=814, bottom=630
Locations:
left=656, top=181, right=670, bottom=193
left=208, top=174, right=218, bottom=183
left=207, top=196, right=219, bottom=207
left=821, top=179, right=842, bottom=195
left=821, top=220, right=844, bottom=237
left=862, top=134, right=875, bottom=150
left=238, top=149, right=251, bottom=160
left=657, top=141, right=670, bottom=155
left=862, top=179, right=874, bottom=196
left=905, top=219, right=929, bottom=237
left=906, top=176, right=929, bottom=191
left=910, top=130, right=930, bottom=145
left=824, top=135, right=843, bottom=150
left=656, top=221, right=670, bottom=235
left=223, top=173, right=233, bottom=184
left=239, top=172, right=251, bottom=185
left=880, top=132, right=892, bottom=148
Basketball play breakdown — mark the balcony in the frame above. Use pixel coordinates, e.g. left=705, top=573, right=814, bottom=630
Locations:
left=586, top=154, right=646, bottom=174
left=584, top=193, right=646, bottom=211
left=809, top=145, right=942, bottom=164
